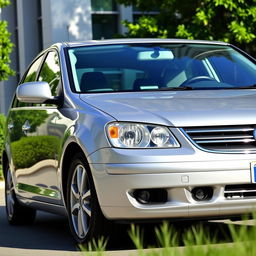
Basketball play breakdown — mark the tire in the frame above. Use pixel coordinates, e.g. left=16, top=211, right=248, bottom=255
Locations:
left=66, top=152, right=106, bottom=244
left=5, top=163, right=36, bottom=225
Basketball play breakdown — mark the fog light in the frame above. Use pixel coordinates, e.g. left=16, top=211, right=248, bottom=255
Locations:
left=137, top=190, right=151, bottom=204
left=195, top=188, right=205, bottom=200
left=133, top=189, right=168, bottom=204
left=191, top=187, right=213, bottom=201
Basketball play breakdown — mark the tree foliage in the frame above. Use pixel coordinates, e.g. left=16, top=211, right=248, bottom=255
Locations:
left=0, top=0, right=14, bottom=81
left=117, top=0, right=256, bottom=55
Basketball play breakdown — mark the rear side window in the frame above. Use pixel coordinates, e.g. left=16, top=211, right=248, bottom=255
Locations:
left=38, top=51, right=61, bottom=96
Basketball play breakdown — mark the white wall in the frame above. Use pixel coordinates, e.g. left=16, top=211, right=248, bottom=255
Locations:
left=42, top=0, right=92, bottom=48
left=17, top=0, right=42, bottom=74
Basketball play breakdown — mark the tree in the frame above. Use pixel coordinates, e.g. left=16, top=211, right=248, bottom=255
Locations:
left=117, top=0, right=256, bottom=55
left=0, top=0, right=14, bottom=81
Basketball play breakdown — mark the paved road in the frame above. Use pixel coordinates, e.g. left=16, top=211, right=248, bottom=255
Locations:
left=0, top=182, right=137, bottom=256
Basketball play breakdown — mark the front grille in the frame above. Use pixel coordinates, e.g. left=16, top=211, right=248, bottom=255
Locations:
left=224, top=184, right=256, bottom=199
left=182, top=125, right=256, bottom=153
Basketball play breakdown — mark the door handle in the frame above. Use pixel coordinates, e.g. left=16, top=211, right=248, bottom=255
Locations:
left=22, top=120, right=31, bottom=133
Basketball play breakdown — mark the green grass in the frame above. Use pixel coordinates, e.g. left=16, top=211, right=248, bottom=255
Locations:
left=80, top=237, right=108, bottom=256
left=81, top=217, right=256, bottom=256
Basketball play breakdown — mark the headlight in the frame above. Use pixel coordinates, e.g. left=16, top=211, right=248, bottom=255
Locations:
left=106, top=122, right=180, bottom=148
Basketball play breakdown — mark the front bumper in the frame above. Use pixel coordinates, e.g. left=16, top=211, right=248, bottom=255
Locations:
left=89, top=147, right=256, bottom=220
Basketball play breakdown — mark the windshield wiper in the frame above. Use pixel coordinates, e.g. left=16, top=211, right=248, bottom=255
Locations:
left=158, top=86, right=194, bottom=91
left=226, top=84, right=256, bottom=89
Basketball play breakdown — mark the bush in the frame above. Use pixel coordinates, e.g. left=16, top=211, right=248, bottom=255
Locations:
left=11, top=135, right=60, bottom=169
left=0, top=114, right=6, bottom=179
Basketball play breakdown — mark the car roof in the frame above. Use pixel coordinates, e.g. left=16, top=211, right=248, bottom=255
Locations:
left=63, top=38, right=229, bottom=48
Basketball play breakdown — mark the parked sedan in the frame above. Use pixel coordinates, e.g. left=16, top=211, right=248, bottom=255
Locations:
left=3, top=39, right=256, bottom=243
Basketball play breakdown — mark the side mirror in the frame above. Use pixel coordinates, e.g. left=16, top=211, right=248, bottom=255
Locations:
left=16, top=81, right=58, bottom=104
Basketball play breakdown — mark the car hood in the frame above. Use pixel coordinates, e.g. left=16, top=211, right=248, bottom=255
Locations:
left=79, top=90, right=256, bottom=127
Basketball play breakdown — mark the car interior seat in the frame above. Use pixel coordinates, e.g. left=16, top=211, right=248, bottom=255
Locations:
left=80, top=71, right=109, bottom=92
left=133, top=78, right=163, bottom=91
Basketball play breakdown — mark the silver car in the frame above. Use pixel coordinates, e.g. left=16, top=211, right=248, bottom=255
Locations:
left=3, top=39, right=256, bottom=243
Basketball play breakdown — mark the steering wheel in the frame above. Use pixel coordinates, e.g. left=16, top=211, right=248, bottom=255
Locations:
left=180, top=76, right=216, bottom=87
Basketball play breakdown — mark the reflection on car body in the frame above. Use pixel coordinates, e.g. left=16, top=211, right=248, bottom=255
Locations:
left=2, top=39, right=256, bottom=243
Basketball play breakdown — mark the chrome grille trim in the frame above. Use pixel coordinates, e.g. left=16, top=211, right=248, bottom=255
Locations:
left=224, top=184, right=256, bottom=199
left=198, top=139, right=255, bottom=144
left=192, top=135, right=253, bottom=140
left=226, top=189, right=256, bottom=193
left=186, top=127, right=254, bottom=133
left=181, top=125, right=256, bottom=153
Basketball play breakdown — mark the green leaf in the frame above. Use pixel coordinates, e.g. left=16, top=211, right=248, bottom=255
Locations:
left=116, top=0, right=256, bottom=55
left=0, top=1, right=15, bottom=81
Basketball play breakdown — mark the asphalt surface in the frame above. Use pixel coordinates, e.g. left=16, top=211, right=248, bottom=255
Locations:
left=0, top=182, right=138, bottom=256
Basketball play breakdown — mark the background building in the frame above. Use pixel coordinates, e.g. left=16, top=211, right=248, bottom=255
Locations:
left=0, top=0, right=144, bottom=114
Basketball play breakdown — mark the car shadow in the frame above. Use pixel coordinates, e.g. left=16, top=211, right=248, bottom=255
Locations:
left=0, top=202, right=254, bottom=252
left=0, top=203, right=135, bottom=251
left=0, top=205, right=77, bottom=251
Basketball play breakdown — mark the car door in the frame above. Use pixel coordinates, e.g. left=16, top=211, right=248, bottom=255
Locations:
left=9, top=50, right=63, bottom=205
left=8, top=54, right=45, bottom=200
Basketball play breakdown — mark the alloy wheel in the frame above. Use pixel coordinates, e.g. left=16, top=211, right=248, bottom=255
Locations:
left=6, top=168, right=15, bottom=219
left=70, top=164, right=92, bottom=239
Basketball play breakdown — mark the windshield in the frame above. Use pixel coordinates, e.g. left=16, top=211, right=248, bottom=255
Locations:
left=67, top=43, right=256, bottom=93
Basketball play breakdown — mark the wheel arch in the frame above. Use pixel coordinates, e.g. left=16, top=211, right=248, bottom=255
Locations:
left=61, top=142, right=87, bottom=205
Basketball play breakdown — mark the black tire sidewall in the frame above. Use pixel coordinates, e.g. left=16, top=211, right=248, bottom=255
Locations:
left=66, top=152, right=105, bottom=244
left=4, top=163, right=36, bottom=225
